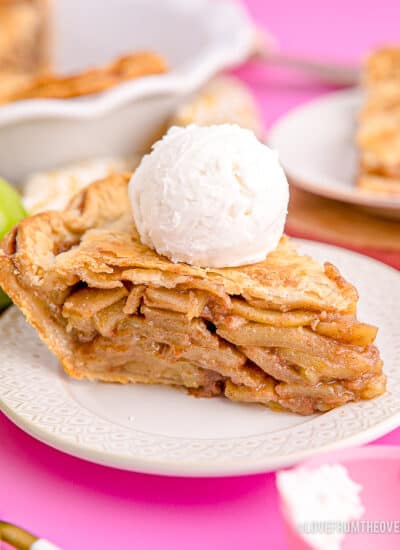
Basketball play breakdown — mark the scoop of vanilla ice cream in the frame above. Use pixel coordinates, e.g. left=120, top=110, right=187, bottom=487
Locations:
left=129, top=124, right=289, bottom=267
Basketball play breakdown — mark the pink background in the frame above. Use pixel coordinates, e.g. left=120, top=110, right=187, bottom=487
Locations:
left=1, top=1, right=400, bottom=549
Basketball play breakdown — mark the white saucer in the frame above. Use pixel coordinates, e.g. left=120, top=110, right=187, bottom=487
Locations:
left=268, top=89, right=400, bottom=219
left=1, top=241, right=399, bottom=477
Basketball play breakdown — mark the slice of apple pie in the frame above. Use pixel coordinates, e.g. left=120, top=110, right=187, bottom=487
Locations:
left=357, top=47, right=400, bottom=194
left=0, top=174, right=385, bottom=415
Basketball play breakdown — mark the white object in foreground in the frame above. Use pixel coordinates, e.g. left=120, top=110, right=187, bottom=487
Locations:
left=31, top=539, right=62, bottom=550
left=130, top=124, right=289, bottom=267
left=277, top=464, right=364, bottom=550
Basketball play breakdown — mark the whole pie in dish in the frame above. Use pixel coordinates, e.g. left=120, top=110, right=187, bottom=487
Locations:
left=357, top=47, right=400, bottom=194
left=0, top=0, right=166, bottom=104
left=0, top=174, right=385, bottom=415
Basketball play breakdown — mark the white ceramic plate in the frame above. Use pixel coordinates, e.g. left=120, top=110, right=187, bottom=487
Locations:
left=1, top=241, right=399, bottom=477
left=268, top=89, right=400, bottom=219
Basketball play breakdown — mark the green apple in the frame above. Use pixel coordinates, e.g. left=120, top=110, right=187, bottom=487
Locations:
left=0, top=178, right=27, bottom=310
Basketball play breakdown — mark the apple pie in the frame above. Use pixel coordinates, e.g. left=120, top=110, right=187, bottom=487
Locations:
left=357, top=47, right=400, bottom=194
left=0, top=174, right=385, bottom=415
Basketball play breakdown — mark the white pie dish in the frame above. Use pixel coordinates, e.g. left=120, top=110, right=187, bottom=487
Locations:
left=0, top=0, right=254, bottom=183
left=1, top=240, right=399, bottom=477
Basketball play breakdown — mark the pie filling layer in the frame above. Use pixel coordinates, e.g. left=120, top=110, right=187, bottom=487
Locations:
left=0, top=174, right=386, bottom=415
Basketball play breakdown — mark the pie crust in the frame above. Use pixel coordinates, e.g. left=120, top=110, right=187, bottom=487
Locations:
left=0, top=51, right=167, bottom=103
left=357, top=47, right=400, bottom=194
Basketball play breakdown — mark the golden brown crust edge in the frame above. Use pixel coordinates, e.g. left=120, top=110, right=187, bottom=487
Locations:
left=0, top=173, right=132, bottom=286
left=0, top=251, right=80, bottom=378
left=0, top=51, right=167, bottom=103
left=0, top=173, right=132, bottom=379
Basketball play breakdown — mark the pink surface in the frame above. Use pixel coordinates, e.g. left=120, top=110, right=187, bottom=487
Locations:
left=1, top=1, right=400, bottom=549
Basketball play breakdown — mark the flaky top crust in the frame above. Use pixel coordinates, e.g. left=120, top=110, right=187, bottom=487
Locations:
left=0, top=174, right=358, bottom=315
